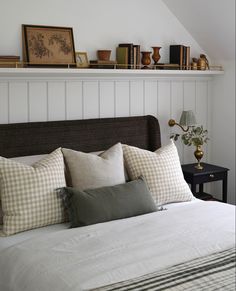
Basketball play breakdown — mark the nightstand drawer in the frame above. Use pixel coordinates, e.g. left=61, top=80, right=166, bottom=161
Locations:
left=194, top=172, right=226, bottom=184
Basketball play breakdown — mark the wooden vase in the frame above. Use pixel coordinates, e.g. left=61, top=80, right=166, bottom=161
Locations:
left=152, top=47, right=161, bottom=67
left=141, top=51, right=152, bottom=69
left=194, top=145, right=204, bottom=169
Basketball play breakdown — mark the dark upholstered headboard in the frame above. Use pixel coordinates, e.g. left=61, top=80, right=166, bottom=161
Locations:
left=0, top=115, right=161, bottom=158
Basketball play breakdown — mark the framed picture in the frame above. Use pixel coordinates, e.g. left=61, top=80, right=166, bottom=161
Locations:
left=75, top=52, right=89, bottom=68
left=22, top=24, right=76, bottom=67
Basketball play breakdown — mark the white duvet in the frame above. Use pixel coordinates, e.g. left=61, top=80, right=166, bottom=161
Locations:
left=0, top=200, right=235, bottom=291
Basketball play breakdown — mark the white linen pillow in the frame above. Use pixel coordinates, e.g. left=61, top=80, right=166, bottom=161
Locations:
left=62, top=143, right=126, bottom=190
left=122, top=140, right=194, bottom=206
left=0, top=148, right=66, bottom=236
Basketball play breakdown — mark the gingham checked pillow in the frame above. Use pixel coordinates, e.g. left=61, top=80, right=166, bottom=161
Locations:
left=0, top=148, right=66, bottom=236
left=123, top=140, right=193, bottom=206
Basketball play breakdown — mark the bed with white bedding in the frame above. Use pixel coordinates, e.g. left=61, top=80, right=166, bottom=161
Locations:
left=0, top=116, right=235, bottom=291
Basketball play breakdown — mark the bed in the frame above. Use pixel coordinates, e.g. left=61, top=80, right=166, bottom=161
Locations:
left=0, top=115, right=235, bottom=291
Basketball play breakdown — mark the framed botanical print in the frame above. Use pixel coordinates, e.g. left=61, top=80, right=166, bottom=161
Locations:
left=22, top=24, right=76, bottom=67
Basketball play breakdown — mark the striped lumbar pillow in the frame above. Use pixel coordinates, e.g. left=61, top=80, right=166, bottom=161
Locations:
left=123, top=140, right=194, bottom=206
left=0, top=148, right=66, bottom=236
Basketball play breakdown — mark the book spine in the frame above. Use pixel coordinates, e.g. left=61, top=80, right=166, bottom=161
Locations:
left=170, top=45, right=184, bottom=70
left=119, top=44, right=134, bottom=69
left=182, top=46, right=187, bottom=70
left=116, top=47, right=128, bottom=69
left=133, top=45, right=140, bottom=69
left=186, top=47, right=190, bottom=70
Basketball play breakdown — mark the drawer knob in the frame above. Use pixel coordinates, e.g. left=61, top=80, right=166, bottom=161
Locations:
left=209, top=174, right=215, bottom=178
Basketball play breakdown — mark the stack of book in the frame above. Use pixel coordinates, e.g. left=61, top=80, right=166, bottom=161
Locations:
left=169, top=45, right=190, bottom=70
left=89, top=60, right=117, bottom=69
left=116, top=43, right=140, bottom=69
left=0, top=55, right=20, bottom=68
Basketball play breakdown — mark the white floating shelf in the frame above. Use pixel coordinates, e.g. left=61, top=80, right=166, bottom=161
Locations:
left=0, top=68, right=224, bottom=79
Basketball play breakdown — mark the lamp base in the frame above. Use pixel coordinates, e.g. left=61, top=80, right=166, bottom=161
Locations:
left=195, top=162, right=203, bottom=170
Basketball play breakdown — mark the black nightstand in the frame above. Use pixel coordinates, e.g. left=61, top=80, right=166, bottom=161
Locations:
left=181, top=163, right=229, bottom=202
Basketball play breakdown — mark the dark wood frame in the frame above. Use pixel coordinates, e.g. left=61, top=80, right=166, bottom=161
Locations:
left=0, top=116, right=161, bottom=158
left=22, top=24, right=76, bottom=67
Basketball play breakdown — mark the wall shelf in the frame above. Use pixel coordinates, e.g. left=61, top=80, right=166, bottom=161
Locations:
left=0, top=68, right=224, bottom=80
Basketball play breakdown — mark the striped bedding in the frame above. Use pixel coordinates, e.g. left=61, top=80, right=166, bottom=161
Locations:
left=93, top=248, right=236, bottom=291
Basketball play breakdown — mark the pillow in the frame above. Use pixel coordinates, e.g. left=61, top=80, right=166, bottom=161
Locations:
left=0, top=148, right=66, bottom=236
left=0, top=154, right=48, bottom=225
left=122, top=140, right=194, bottom=206
left=59, top=177, right=157, bottom=228
left=62, top=143, right=126, bottom=190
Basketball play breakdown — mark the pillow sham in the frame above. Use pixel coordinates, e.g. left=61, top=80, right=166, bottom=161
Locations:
left=122, top=140, right=194, bottom=206
left=62, top=143, right=126, bottom=190
left=0, top=154, right=48, bottom=225
left=0, top=148, right=66, bottom=236
left=59, top=177, right=157, bottom=228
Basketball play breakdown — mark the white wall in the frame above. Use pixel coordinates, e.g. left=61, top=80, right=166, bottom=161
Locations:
left=0, top=0, right=203, bottom=62
left=211, top=61, right=235, bottom=204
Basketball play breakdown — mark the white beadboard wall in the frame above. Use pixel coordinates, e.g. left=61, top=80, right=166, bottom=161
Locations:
left=0, top=75, right=211, bottom=166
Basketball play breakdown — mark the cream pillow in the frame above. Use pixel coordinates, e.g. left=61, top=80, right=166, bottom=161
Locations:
left=0, top=148, right=66, bottom=236
left=62, top=143, right=126, bottom=190
left=123, top=140, right=194, bottom=206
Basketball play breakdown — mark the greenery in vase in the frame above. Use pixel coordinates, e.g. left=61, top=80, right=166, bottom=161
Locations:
left=171, top=126, right=209, bottom=146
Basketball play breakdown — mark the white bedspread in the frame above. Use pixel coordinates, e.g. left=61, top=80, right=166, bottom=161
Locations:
left=0, top=201, right=235, bottom=291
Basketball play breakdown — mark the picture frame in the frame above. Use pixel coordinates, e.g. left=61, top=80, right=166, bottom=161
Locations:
left=22, top=24, right=76, bottom=67
left=75, top=52, right=89, bottom=68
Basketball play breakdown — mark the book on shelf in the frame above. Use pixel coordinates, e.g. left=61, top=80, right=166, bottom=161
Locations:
left=118, top=43, right=133, bottom=69
left=90, top=60, right=117, bottom=69
left=169, top=45, right=190, bottom=70
left=154, top=63, right=180, bottom=70
left=116, top=44, right=140, bottom=69
left=0, top=55, right=20, bottom=68
left=116, top=47, right=129, bottom=69
left=133, top=45, right=141, bottom=69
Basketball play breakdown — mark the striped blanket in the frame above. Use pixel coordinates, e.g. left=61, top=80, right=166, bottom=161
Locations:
left=92, top=248, right=235, bottom=291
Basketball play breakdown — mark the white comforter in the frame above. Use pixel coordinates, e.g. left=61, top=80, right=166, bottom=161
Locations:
left=0, top=201, right=235, bottom=291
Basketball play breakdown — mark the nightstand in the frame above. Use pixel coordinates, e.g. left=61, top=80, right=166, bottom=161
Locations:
left=181, top=163, right=229, bottom=202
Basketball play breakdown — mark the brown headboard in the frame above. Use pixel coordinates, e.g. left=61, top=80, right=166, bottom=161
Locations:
left=0, top=115, right=161, bottom=158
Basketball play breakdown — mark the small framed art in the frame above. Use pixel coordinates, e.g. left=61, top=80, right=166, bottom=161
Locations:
left=75, top=52, right=89, bottom=68
left=22, top=24, right=76, bottom=67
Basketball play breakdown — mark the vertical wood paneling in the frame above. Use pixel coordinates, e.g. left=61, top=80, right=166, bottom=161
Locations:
left=9, top=82, right=28, bottom=123
left=66, top=81, right=83, bottom=120
left=196, top=81, right=208, bottom=128
left=183, top=81, right=196, bottom=163
left=115, top=81, right=129, bottom=117
left=0, top=82, right=8, bottom=123
left=196, top=81, right=208, bottom=162
left=144, top=80, right=158, bottom=116
left=171, top=81, right=184, bottom=162
left=29, top=82, right=47, bottom=122
left=48, top=82, right=66, bottom=121
left=83, top=81, right=99, bottom=119
left=99, top=81, right=115, bottom=118
left=1, top=76, right=212, bottom=169
left=130, top=80, right=144, bottom=116
left=158, top=81, right=171, bottom=146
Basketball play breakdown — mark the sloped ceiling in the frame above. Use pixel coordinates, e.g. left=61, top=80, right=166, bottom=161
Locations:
left=163, top=0, right=235, bottom=61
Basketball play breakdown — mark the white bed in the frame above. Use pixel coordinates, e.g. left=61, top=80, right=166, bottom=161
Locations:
left=0, top=116, right=235, bottom=291
left=0, top=199, right=235, bottom=291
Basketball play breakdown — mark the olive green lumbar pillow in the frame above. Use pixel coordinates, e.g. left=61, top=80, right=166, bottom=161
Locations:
left=59, top=177, right=157, bottom=228
left=62, top=143, right=126, bottom=190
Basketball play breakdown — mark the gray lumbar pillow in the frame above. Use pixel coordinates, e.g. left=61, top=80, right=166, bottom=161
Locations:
left=59, top=177, right=157, bottom=228
left=62, top=143, right=126, bottom=190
